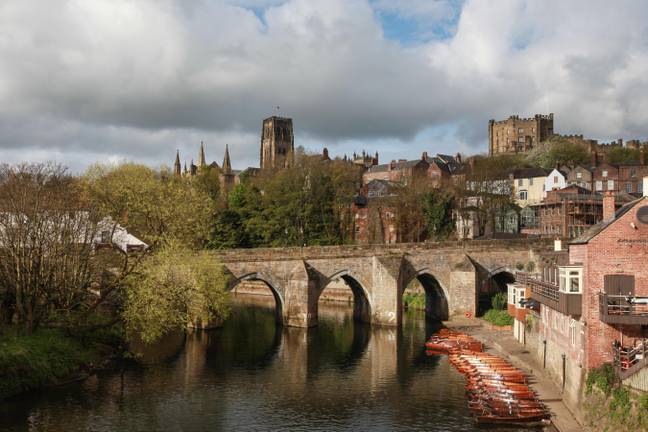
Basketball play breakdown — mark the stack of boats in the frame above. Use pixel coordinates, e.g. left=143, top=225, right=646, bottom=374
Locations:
left=425, top=329, right=551, bottom=426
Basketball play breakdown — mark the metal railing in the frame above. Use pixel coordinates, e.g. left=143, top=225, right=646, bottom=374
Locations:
left=614, top=339, right=648, bottom=380
left=599, top=293, right=648, bottom=316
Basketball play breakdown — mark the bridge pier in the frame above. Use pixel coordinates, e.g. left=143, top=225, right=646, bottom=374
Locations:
left=283, top=261, right=319, bottom=327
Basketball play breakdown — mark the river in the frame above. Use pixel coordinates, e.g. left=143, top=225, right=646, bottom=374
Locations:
left=1, top=296, right=542, bottom=431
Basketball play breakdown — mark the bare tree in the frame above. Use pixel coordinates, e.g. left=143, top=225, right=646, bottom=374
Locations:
left=0, top=163, right=101, bottom=333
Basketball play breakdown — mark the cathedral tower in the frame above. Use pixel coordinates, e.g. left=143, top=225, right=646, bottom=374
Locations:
left=260, top=116, right=294, bottom=170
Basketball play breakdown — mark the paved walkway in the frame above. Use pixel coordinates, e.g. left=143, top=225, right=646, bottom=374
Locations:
left=446, top=317, right=583, bottom=432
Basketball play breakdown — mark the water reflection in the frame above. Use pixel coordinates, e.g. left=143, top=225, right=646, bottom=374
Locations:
left=1, top=296, right=539, bottom=432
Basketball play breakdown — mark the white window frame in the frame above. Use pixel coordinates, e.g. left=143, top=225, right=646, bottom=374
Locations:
left=595, top=180, right=603, bottom=191
left=576, top=171, right=582, bottom=179
left=607, top=180, right=614, bottom=190
left=602, top=170, right=608, bottom=178
left=508, top=284, right=516, bottom=305
left=559, top=266, right=583, bottom=294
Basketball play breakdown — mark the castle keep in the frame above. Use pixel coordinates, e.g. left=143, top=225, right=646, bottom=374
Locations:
left=488, top=113, right=554, bottom=156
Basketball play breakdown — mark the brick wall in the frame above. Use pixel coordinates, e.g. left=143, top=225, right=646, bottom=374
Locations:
left=572, top=196, right=648, bottom=369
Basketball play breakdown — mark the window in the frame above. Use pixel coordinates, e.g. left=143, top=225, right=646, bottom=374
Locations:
left=517, top=287, right=525, bottom=305
left=518, top=136, right=525, bottom=143
left=518, top=128, right=524, bottom=133
left=626, top=182, right=633, bottom=193
left=602, top=170, right=608, bottom=178
left=518, top=178, right=524, bottom=187
left=607, top=180, right=615, bottom=190
left=518, top=190, right=528, bottom=200
left=508, top=284, right=516, bottom=305
left=576, top=171, right=582, bottom=179
left=570, top=320, right=578, bottom=347
left=529, top=177, right=534, bottom=186
left=553, top=176, right=558, bottom=183
left=631, top=168, right=637, bottom=178
left=559, top=267, right=582, bottom=293
left=640, top=182, right=644, bottom=194
left=595, top=180, right=603, bottom=191
left=100, top=230, right=111, bottom=244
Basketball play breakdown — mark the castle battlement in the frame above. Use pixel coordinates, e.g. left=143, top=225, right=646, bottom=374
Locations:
left=489, top=113, right=554, bottom=125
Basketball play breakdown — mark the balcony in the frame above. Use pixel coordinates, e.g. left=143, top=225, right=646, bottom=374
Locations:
left=599, top=293, right=648, bottom=325
left=614, top=340, right=648, bottom=381
left=516, top=272, right=582, bottom=316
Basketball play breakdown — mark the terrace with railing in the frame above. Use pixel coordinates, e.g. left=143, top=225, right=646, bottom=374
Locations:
left=613, top=339, right=648, bottom=381
left=515, top=271, right=582, bottom=316
left=599, top=293, right=648, bottom=325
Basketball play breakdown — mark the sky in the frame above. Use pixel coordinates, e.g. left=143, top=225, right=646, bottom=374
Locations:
left=2, top=0, right=648, bottom=172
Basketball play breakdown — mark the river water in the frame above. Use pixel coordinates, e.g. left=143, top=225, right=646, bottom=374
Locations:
left=1, top=296, right=541, bottom=432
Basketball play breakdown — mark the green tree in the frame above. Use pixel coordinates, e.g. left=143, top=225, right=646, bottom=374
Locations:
left=607, top=147, right=641, bottom=164
left=421, top=189, right=454, bottom=240
left=85, top=163, right=214, bottom=248
left=123, top=240, right=230, bottom=343
left=527, top=136, right=590, bottom=169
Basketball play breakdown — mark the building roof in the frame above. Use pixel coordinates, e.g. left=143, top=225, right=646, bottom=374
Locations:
left=366, top=159, right=426, bottom=173
left=512, top=167, right=549, bottom=179
left=570, top=196, right=647, bottom=244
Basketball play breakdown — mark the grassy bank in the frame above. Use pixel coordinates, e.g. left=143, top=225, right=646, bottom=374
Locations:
left=0, top=325, right=121, bottom=399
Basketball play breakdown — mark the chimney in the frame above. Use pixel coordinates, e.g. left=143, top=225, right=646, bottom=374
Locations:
left=644, top=176, right=648, bottom=197
left=603, top=191, right=616, bottom=222
left=455, top=153, right=462, bottom=164
left=640, top=148, right=645, bottom=166
left=389, top=160, right=396, bottom=171
left=591, top=151, right=598, bottom=167
left=421, top=151, right=428, bottom=161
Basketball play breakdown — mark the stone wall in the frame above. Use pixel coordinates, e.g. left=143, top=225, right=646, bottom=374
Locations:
left=524, top=310, right=585, bottom=418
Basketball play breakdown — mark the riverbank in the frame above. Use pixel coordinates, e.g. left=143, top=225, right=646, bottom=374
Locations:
left=447, top=317, right=582, bottom=432
left=0, top=325, right=122, bottom=400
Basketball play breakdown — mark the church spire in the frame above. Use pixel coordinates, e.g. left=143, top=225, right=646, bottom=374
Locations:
left=199, top=141, right=206, bottom=167
left=174, top=150, right=181, bottom=176
left=222, top=144, right=232, bottom=174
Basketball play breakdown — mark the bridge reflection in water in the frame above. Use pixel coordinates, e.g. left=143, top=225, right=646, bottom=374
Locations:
left=0, top=296, right=540, bottom=432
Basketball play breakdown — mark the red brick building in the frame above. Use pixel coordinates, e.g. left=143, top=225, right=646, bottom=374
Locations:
left=569, top=191, right=648, bottom=370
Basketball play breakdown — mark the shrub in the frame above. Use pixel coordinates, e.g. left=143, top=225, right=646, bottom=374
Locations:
left=403, top=293, right=425, bottom=310
left=610, top=387, right=632, bottom=420
left=586, top=363, right=616, bottom=396
left=483, top=309, right=513, bottom=327
left=491, top=292, right=507, bottom=310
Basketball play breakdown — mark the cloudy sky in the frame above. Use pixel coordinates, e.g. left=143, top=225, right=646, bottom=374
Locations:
left=2, top=0, right=648, bottom=172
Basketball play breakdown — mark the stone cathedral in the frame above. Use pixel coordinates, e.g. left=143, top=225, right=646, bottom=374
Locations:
left=260, top=116, right=294, bottom=170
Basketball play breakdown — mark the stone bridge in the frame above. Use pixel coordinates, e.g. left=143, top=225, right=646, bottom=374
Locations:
left=216, top=239, right=551, bottom=328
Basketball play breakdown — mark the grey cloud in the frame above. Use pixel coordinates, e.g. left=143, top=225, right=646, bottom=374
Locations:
left=2, top=0, right=648, bottom=170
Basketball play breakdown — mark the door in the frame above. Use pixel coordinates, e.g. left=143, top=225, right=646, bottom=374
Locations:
left=604, top=275, right=635, bottom=296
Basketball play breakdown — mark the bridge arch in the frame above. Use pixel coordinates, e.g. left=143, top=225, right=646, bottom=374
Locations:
left=477, top=267, right=516, bottom=315
left=230, top=272, right=285, bottom=324
left=402, top=269, right=449, bottom=321
left=320, top=270, right=373, bottom=324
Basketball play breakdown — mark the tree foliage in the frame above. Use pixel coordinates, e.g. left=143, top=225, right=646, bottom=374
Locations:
left=123, top=240, right=230, bottom=344
left=85, top=163, right=214, bottom=248
left=527, top=136, right=590, bottom=169
left=607, top=147, right=641, bottom=165
left=208, top=155, right=359, bottom=248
